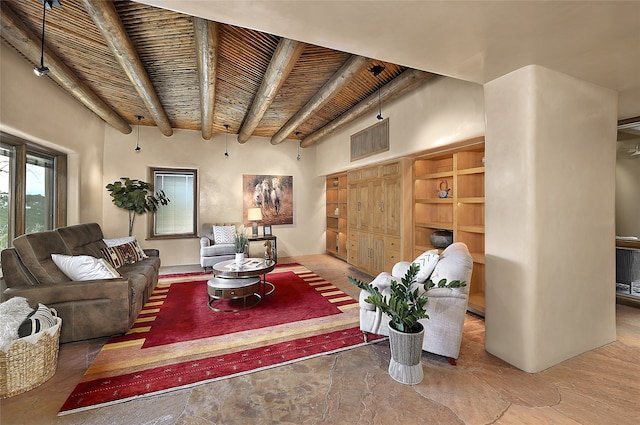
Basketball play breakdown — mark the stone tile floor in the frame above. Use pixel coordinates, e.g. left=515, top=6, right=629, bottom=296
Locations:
left=1, top=254, right=639, bottom=424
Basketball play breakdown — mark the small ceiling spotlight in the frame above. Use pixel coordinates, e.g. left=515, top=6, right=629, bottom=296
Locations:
left=34, top=0, right=61, bottom=77
left=369, top=64, right=386, bottom=121
left=224, top=124, right=230, bottom=157
left=135, top=115, right=143, bottom=152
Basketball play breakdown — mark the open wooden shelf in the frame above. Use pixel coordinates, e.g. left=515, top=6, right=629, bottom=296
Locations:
left=326, top=172, right=348, bottom=260
left=413, top=142, right=486, bottom=315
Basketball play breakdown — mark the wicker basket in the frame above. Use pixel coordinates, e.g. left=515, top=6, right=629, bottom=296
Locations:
left=0, top=317, right=62, bottom=398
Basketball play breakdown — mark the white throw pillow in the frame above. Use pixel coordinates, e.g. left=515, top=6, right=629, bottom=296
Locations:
left=51, top=254, right=120, bottom=281
left=213, top=225, right=236, bottom=244
left=412, top=249, right=440, bottom=283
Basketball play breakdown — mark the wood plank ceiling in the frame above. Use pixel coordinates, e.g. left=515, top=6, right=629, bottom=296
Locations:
left=1, top=0, right=435, bottom=147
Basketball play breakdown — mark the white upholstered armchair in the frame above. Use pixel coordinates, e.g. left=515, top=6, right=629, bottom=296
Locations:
left=359, top=242, right=474, bottom=364
left=199, top=223, right=248, bottom=270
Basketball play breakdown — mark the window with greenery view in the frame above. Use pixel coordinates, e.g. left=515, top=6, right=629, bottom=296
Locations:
left=149, top=168, right=197, bottom=238
left=0, top=133, right=66, bottom=251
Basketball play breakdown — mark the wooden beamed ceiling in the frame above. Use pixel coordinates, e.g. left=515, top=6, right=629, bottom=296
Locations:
left=1, top=0, right=436, bottom=147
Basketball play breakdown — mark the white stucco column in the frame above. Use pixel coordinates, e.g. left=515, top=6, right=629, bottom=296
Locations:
left=484, top=65, right=618, bottom=373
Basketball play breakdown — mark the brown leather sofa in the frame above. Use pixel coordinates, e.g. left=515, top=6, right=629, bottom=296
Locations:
left=0, top=223, right=160, bottom=343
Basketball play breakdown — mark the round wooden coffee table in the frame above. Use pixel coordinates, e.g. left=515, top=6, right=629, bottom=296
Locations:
left=208, top=258, right=276, bottom=312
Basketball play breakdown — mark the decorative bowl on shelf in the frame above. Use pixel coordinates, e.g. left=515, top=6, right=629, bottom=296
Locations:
left=430, top=229, right=453, bottom=248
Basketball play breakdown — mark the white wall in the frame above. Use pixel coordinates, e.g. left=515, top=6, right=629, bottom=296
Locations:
left=484, top=65, right=617, bottom=373
left=0, top=42, right=105, bottom=225
left=616, top=158, right=640, bottom=237
left=619, top=87, right=640, bottom=120
left=315, top=76, right=486, bottom=176
left=102, top=126, right=323, bottom=266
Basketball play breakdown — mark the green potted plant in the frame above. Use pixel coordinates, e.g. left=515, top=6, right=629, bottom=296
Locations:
left=234, top=232, right=248, bottom=264
left=106, top=177, right=170, bottom=236
left=349, top=264, right=465, bottom=384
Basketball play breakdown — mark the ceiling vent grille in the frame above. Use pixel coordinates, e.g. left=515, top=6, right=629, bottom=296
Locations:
left=350, top=118, right=389, bottom=161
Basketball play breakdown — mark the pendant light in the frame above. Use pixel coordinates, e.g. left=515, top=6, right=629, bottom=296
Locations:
left=295, top=132, right=301, bottom=161
left=135, top=115, right=143, bottom=153
left=224, top=124, right=230, bottom=157
left=369, top=65, right=385, bottom=121
left=34, top=0, right=61, bottom=77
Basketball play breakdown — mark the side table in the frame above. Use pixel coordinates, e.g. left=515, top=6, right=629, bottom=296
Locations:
left=247, top=235, right=277, bottom=262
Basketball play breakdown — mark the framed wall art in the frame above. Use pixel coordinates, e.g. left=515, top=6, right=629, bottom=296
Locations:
left=243, top=174, right=293, bottom=225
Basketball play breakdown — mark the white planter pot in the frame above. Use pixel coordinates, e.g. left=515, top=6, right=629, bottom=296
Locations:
left=235, top=252, right=245, bottom=264
left=388, top=322, right=425, bottom=385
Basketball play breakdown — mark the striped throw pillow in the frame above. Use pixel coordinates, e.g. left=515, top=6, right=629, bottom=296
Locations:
left=101, top=241, right=146, bottom=268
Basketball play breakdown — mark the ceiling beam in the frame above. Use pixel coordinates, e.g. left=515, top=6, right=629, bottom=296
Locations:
left=0, top=2, right=132, bottom=134
left=238, top=38, right=306, bottom=144
left=270, top=55, right=373, bottom=145
left=301, top=69, right=435, bottom=147
left=81, top=0, right=173, bottom=137
left=193, top=18, right=219, bottom=140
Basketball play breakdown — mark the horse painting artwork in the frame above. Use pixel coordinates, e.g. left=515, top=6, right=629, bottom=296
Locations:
left=243, top=174, right=293, bottom=226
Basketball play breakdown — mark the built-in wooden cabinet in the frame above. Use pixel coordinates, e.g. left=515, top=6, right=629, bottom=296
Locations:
left=326, top=173, right=348, bottom=260
left=413, top=143, right=486, bottom=315
left=347, top=159, right=411, bottom=277
left=326, top=140, right=485, bottom=314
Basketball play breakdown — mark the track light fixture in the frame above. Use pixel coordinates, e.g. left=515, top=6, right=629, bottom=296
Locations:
left=34, top=0, right=61, bottom=77
left=369, top=65, right=385, bottom=121
left=224, top=124, right=230, bottom=157
left=135, top=115, right=143, bottom=152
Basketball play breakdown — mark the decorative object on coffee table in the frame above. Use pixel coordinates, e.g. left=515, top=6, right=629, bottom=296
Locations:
left=234, top=233, right=248, bottom=264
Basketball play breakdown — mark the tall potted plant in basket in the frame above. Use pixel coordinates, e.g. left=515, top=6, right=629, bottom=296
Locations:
left=349, top=264, right=465, bottom=385
left=106, top=177, right=170, bottom=236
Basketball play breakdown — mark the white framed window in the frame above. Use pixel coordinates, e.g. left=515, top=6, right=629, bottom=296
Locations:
left=149, top=168, right=197, bottom=239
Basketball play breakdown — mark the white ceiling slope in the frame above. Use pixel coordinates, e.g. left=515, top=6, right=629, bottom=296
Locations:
left=140, top=0, right=640, bottom=119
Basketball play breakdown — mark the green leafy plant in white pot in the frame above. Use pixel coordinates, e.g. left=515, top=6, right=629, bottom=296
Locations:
left=234, top=232, right=248, bottom=264
left=106, top=177, right=170, bottom=236
left=349, top=264, right=465, bottom=384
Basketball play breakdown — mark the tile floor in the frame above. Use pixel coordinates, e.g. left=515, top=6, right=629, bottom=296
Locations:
left=1, top=254, right=639, bottom=424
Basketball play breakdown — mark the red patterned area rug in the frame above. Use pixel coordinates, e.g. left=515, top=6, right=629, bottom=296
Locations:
left=58, top=263, right=384, bottom=415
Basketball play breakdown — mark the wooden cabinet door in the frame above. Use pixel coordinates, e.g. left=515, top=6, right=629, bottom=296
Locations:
left=347, top=229, right=359, bottom=266
left=356, top=182, right=370, bottom=232
left=370, top=234, right=386, bottom=275
left=357, top=233, right=370, bottom=270
left=354, top=233, right=385, bottom=275
left=384, top=177, right=401, bottom=236
left=370, top=179, right=385, bottom=234
left=347, top=184, right=359, bottom=230
left=384, top=236, right=401, bottom=273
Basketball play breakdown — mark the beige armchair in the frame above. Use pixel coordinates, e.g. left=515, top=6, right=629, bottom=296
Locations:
left=359, top=242, right=473, bottom=364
